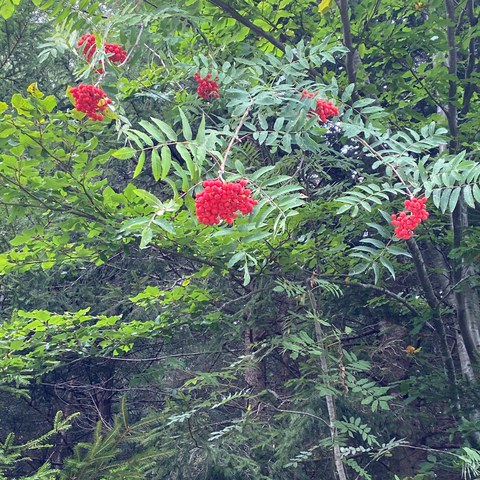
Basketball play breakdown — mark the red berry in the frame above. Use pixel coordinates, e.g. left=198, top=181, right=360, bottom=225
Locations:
left=70, top=84, right=112, bottom=121
left=195, top=179, right=257, bottom=225
left=300, top=91, right=339, bottom=123
left=78, top=33, right=127, bottom=69
left=193, top=73, right=220, bottom=99
left=105, top=42, right=127, bottom=63
left=391, top=196, right=429, bottom=240
left=78, top=33, right=97, bottom=61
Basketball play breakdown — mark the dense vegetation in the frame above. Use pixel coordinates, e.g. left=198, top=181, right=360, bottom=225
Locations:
left=1, top=0, right=480, bottom=478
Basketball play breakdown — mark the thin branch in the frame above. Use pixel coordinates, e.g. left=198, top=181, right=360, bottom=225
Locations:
left=325, top=278, right=418, bottom=315
left=100, top=350, right=240, bottom=362
left=271, top=406, right=330, bottom=427
left=207, top=0, right=286, bottom=53
left=338, top=0, right=357, bottom=89
left=219, top=105, right=250, bottom=178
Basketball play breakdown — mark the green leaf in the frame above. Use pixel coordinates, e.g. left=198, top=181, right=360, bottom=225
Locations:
left=195, top=115, right=206, bottom=144
left=448, top=187, right=461, bottom=212
left=235, top=160, right=245, bottom=175
left=360, top=238, right=385, bottom=249
left=140, top=227, right=153, bottom=249
left=349, top=263, right=369, bottom=275
left=473, top=184, right=480, bottom=204
left=151, top=117, right=177, bottom=141
left=133, top=189, right=163, bottom=208
left=178, top=108, right=192, bottom=141
left=112, top=147, right=137, bottom=160
left=151, top=149, right=161, bottom=182
left=352, top=98, right=376, bottom=108
left=387, top=246, right=411, bottom=257
left=38, top=95, right=57, bottom=113
left=176, top=144, right=196, bottom=181
left=251, top=166, right=277, bottom=182
left=341, top=83, right=355, bottom=103
left=227, top=251, right=245, bottom=268
left=139, top=120, right=165, bottom=143
left=11, top=93, right=34, bottom=115
left=0, top=101, right=8, bottom=114
left=161, top=146, right=172, bottom=180
left=439, top=188, right=450, bottom=213
left=121, top=217, right=150, bottom=231
left=243, top=260, right=251, bottom=285
left=380, top=257, right=395, bottom=279
left=133, top=151, right=146, bottom=178
left=0, top=0, right=15, bottom=19
left=153, top=218, right=176, bottom=235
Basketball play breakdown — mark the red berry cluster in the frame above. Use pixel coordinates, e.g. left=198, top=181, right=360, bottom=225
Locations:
left=78, top=33, right=97, bottom=61
left=104, top=42, right=127, bottom=63
left=78, top=33, right=127, bottom=67
left=195, top=179, right=258, bottom=225
left=391, top=197, right=429, bottom=240
left=70, top=84, right=112, bottom=121
left=301, top=90, right=339, bottom=122
left=193, top=73, right=220, bottom=99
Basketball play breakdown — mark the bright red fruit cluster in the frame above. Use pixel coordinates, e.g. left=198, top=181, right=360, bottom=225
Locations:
left=391, top=197, right=429, bottom=240
left=301, top=90, right=339, bottom=123
left=78, top=33, right=127, bottom=66
left=78, top=33, right=97, bottom=61
left=193, top=73, right=220, bottom=99
left=70, top=84, right=112, bottom=121
left=104, top=42, right=127, bottom=63
left=195, top=179, right=258, bottom=225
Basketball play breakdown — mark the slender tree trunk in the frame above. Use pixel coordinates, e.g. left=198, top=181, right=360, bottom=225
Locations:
left=309, top=288, right=348, bottom=480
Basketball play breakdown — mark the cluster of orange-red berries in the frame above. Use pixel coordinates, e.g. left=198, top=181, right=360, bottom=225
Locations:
left=195, top=179, right=258, bottom=225
left=391, top=197, right=429, bottom=240
left=78, top=33, right=127, bottom=66
left=301, top=90, right=339, bottom=123
left=70, top=34, right=127, bottom=121
left=70, top=84, right=112, bottom=121
left=193, top=72, right=220, bottom=99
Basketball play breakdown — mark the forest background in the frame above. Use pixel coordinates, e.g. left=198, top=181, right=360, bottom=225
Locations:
left=1, top=0, right=480, bottom=478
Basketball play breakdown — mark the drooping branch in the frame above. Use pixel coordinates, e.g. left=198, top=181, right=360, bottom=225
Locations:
left=323, top=277, right=418, bottom=316
left=207, top=0, right=286, bottom=53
